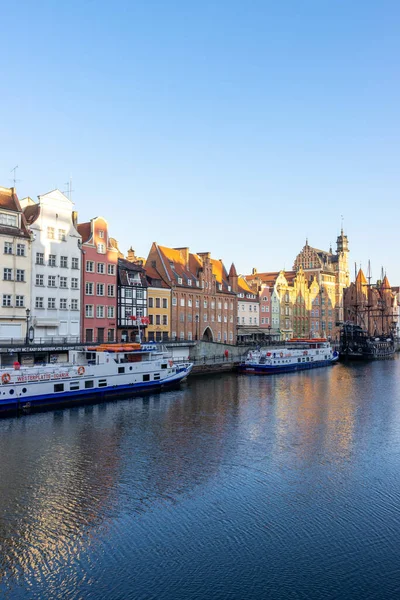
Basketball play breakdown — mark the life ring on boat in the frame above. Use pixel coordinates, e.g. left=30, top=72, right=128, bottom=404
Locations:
left=1, top=373, right=11, bottom=384
left=78, top=366, right=85, bottom=376
left=266, top=352, right=271, bottom=357
left=280, top=352, right=283, bottom=358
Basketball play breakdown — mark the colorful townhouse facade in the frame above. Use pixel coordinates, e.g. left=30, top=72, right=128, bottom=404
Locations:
left=0, top=187, right=32, bottom=341
left=144, top=263, right=171, bottom=342
left=235, top=276, right=260, bottom=343
left=117, top=257, right=148, bottom=342
left=145, top=244, right=237, bottom=344
left=78, top=217, right=119, bottom=343
left=21, top=190, right=81, bottom=341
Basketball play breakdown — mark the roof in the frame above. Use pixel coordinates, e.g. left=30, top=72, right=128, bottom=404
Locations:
left=77, top=222, right=91, bottom=243
left=356, top=269, right=367, bottom=286
left=23, top=203, right=40, bottom=224
left=144, top=264, right=170, bottom=289
left=118, top=258, right=148, bottom=287
left=0, top=186, right=31, bottom=238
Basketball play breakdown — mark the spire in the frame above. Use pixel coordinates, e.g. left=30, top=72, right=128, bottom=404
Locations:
left=228, top=263, right=237, bottom=277
left=356, top=268, right=367, bottom=286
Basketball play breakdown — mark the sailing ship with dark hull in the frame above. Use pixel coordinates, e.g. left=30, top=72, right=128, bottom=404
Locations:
left=340, top=265, right=397, bottom=361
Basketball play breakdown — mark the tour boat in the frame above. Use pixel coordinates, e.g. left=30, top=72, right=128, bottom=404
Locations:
left=238, top=338, right=339, bottom=375
left=0, top=343, right=193, bottom=416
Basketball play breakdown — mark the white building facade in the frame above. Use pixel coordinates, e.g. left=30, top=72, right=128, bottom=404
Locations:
left=0, top=187, right=32, bottom=340
left=21, top=190, right=82, bottom=341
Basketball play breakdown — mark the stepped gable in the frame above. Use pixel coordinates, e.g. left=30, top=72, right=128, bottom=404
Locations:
left=0, top=186, right=31, bottom=238
left=293, top=239, right=337, bottom=272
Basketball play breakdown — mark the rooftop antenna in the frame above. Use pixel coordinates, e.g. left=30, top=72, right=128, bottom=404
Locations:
left=63, top=176, right=74, bottom=201
left=10, top=165, right=21, bottom=188
left=340, top=214, right=344, bottom=233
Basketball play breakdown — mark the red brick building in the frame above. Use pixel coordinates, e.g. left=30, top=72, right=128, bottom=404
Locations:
left=146, top=244, right=237, bottom=344
left=77, top=217, right=119, bottom=342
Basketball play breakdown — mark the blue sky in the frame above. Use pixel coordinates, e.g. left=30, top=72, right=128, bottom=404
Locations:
left=1, top=0, right=399, bottom=283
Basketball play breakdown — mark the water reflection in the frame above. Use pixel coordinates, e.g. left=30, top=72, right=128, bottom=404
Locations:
left=0, top=359, right=400, bottom=599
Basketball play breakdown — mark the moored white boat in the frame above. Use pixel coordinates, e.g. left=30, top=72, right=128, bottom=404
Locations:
left=238, top=338, right=339, bottom=375
left=0, top=343, right=193, bottom=416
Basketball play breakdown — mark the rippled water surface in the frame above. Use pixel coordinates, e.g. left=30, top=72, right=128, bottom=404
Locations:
left=1, top=359, right=400, bottom=599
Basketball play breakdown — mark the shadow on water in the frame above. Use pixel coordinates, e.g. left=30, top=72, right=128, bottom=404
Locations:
left=0, top=359, right=400, bottom=599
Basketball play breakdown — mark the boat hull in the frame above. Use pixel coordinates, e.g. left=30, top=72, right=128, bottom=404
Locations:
left=0, top=368, right=191, bottom=418
left=238, top=357, right=338, bottom=375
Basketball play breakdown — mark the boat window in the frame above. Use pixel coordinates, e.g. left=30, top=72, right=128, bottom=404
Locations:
left=9, top=389, right=14, bottom=395
left=98, top=379, right=107, bottom=388
left=70, top=382, right=80, bottom=391
left=85, top=380, right=94, bottom=389
left=161, top=363, right=168, bottom=369
left=143, top=374, right=150, bottom=382
left=154, top=373, right=161, bottom=380
left=306, top=357, right=309, bottom=362
left=54, top=383, right=64, bottom=393
left=298, top=358, right=301, bottom=363
left=118, top=367, right=125, bottom=374
left=302, top=358, right=305, bottom=362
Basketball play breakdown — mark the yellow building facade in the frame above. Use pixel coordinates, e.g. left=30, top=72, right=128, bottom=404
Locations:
left=146, top=286, right=171, bottom=342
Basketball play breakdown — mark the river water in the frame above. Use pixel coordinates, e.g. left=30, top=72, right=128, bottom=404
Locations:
left=1, top=359, right=400, bottom=599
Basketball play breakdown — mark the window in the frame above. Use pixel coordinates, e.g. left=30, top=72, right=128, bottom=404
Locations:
left=54, top=384, right=64, bottom=393
left=178, top=277, right=183, bottom=284
left=98, top=379, right=107, bottom=388
left=4, top=242, right=13, bottom=254
left=180, top=298, right=185, bottom=307
left=188, top=279, right=192, bottom=286
left=143, top=374, right=150, bottom=382
left=162, top=315, right=168, bottom=325
left=180, top=312, right=184, bottom=322
left=48, top=275, right=56, bottom=287
left=149, top=315, right=154, bottom=324
left=203, top=313, right=207, bottom=322
left=85, top=380, right=94, bottom=389
left=4, top=268, right=12, bottom=281
left=98, top=230, right=104, bottom=239
left=107, top=284, right=115, bottom=297
left=58, top=229, right=67, bottom=241
left=204, top=300, right=207, bottom=308
left=36, top=274, right=44, bottom=286
left=224, top=315, right=227, bottom=323
left=125, top=288, right=133, bottom=299
left=97, top=263, right=105, bottom=274
left=2, top=295, right=11, bottom=307
left=60, top=298, right=67, bottom=309
left=156, top=315, right=161, bottom=325
left=172, top=297, right=177, bottom=306
left=47, top=227, right=55, bottom=239
left=16, top=269, right=24, bottom=282
left=0, top=213, right=17, bottom=227
left=35, top=252, right=42, bottom=265
left=107, top=306, right=115, bottom=318
left=250, top=317, right=253, bottom=324
left=211, top=314, right=215, bottom=322
left=60, top=256, right=68, bottom=268
left=97, top=243, right=105, bottom=254
left=86, top=261, right=94, bottom=272
left=108, top=329, right=114, bottom=342
left=162, top=298, right=168, bottom=309
left=71, top=278, right=79, bottom=289
left=48, top=297, right=56, bottom=309
left=70, top=382, right=80, bottom=391
left=148, top=297, right=154, bottom=308
left=249, top=305, right=252, bottom=311
left=35, top=297, right=44, bottom=309
left=154, top=297, right=160, bottom=308
left=96, top=305, right=105, bottom=318
left=195, top=299, right=199, bottom=308
left=218, top=302, right=222, bottom=309
left=48, top=254, right=56, bottom=267
left=72, top=257, right=79, bottom=269
left=85, top=282, right=94, bottom=295
left=218, top=314, right=222, bottom=322
left=71, top=299, right=78, bottom=310
left=180, top=331, right=185, bottom=340
left=107, top=264, right=115, bottom=275
left=16, top=295, right=24, bottom=307
left=85, top=304, right=94, bottom=317
left=96, top=283, right=105, bottom=296
left=60, top=277, right=68, bottom=288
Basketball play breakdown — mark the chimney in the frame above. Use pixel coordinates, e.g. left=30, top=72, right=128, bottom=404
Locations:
left=174, top=247, right=189, bottom=265
left=127, top=247, right=136, bottom=262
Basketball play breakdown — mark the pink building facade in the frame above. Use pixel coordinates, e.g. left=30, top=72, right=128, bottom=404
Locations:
left=78, top=217, right=119, bottom=343
left=259, top=285, right=272, bottom=331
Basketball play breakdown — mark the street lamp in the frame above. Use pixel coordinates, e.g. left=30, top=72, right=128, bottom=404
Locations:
left=268, top=324, right=271, bottom=345
left=195, top=314, right=199, bottom=340
left=25, top=308, right=30, bottom=345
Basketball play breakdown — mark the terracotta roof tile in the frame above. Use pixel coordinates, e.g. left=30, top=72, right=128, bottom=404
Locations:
left=23, top=203, right=40, bottom=224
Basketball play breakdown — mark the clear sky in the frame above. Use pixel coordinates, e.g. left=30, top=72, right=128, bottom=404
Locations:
left=1, top=0, right=399, bottom=283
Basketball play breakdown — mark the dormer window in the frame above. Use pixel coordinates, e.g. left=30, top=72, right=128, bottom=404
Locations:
left=196, top=281, right=200, bottom=287
left=178, top=277, right=183, bottom=285
left=218, top=284, right=222, bottom=291
left=228, top=285, right=231, bottom=292
left=0, top=212, right=17, bottom=227
left=188, top=279, right=192, bottom=286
